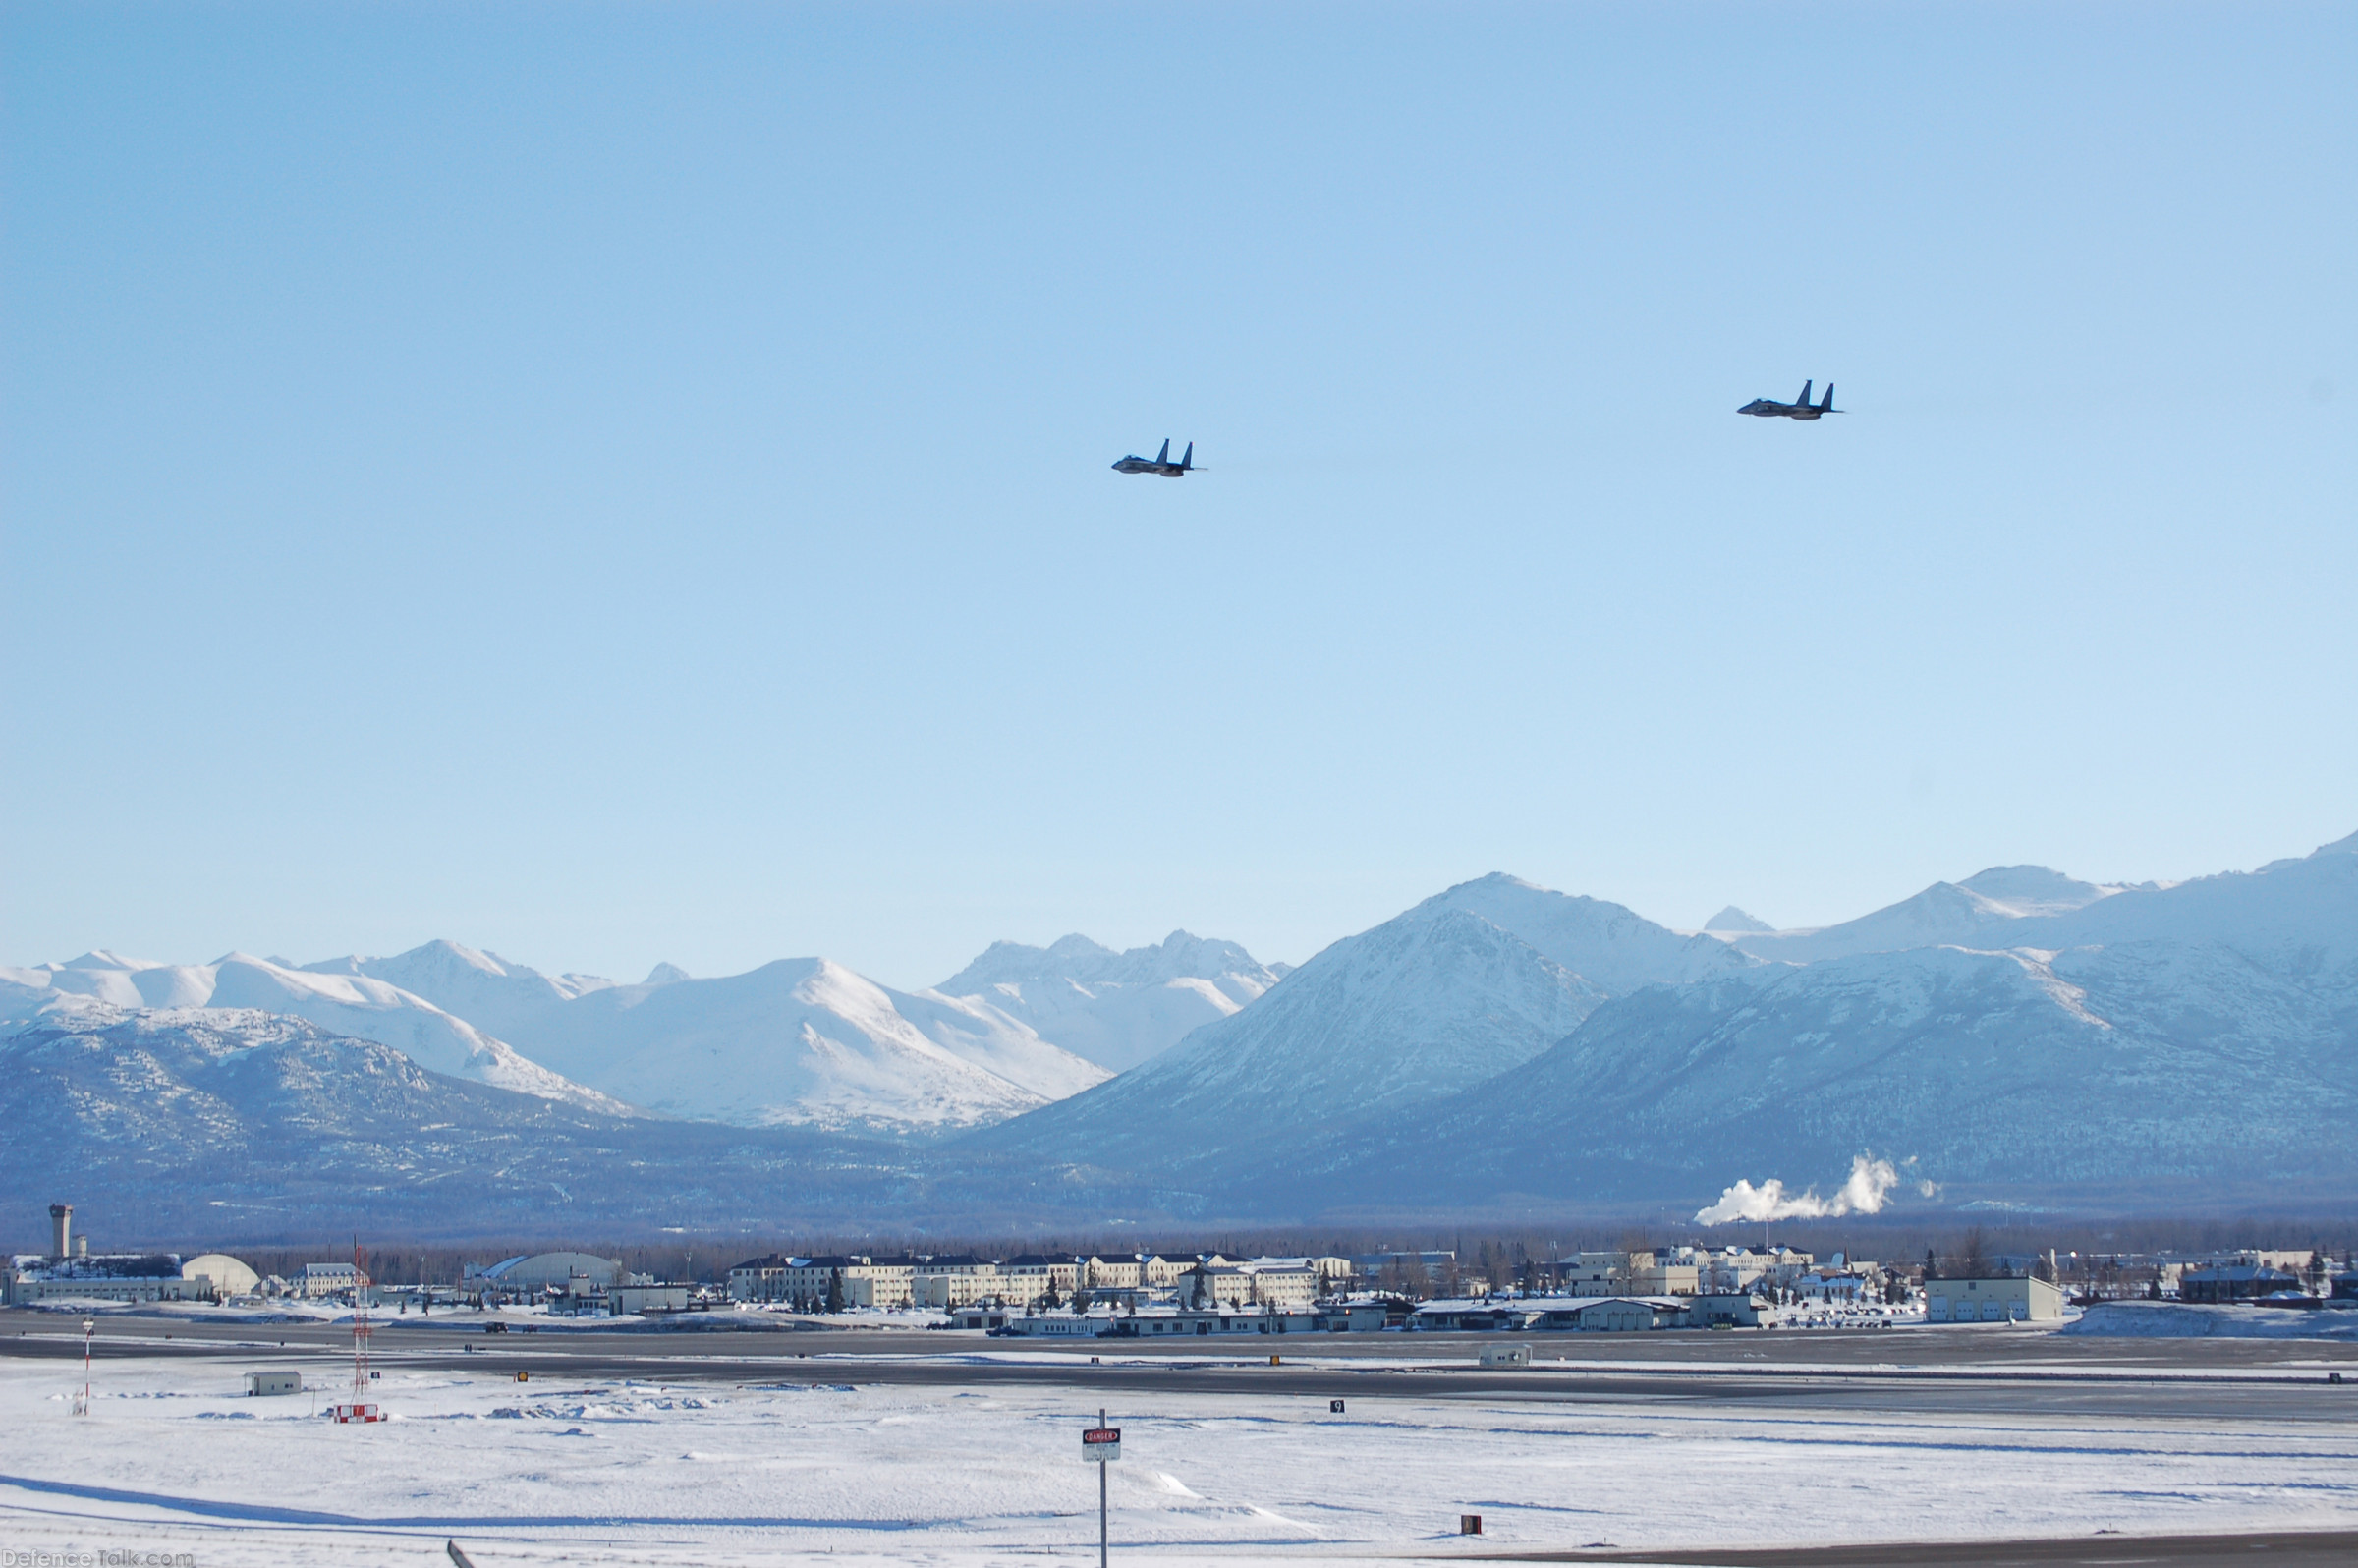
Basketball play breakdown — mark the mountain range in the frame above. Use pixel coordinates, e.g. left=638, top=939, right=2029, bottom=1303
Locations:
left=0, top=928, right=1269, bottom=1136
left=4, top=829, right=2351, bottom=1238
left=0, top=1006, right=996, bottom=1242
left=1241, top=833, right=2358, bottom=1217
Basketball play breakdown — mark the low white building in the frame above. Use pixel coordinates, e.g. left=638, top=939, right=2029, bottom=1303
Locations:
left=1925, top=1275, right=2066, bottom=1323
left=610, top=1283, right=691, bottom=1315
left=1116, top=1306, right=1324, bottom=1338
left=1558, top=1296, right=1687, bottom=1332
left=6, top=1253, right=196, bottom=1305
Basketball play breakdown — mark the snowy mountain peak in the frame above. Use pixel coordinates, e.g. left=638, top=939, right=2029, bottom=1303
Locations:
left=2288, top=827, right=2358, bottom=864
left=932, top=926, right=1284, bottom=1073
left=643, top=962, right=692, bottom=985
left=1704, top=905, right=1775, bottom=933
left=1954, top=865, right=2123, bottom=916
left=477, top=953, right=1107, bottom=1131
left=1413, top=872, right=1760, bottom=994
left=61, top=949, right=152, bottom=972
left=1730, top=870, right=2110, bottom=966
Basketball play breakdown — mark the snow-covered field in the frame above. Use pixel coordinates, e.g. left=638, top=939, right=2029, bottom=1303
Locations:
left=2064, top=1302, right=2358, bottom=1340
left=3, top=1350, right=2354, bottom=1566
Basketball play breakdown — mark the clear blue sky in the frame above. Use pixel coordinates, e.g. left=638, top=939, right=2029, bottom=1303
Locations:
left=5, top=3, right=2352, bottom=988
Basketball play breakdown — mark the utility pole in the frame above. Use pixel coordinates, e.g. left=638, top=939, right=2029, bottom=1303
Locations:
left=1098, top=1407, right=1109, bottom=1568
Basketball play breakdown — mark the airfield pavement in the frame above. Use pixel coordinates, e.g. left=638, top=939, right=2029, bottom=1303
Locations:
left=2, top=1308, right=2353, bottom=1567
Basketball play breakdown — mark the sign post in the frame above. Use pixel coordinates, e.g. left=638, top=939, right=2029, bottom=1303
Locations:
left=1082, top=1409, right=1120, bottom=1568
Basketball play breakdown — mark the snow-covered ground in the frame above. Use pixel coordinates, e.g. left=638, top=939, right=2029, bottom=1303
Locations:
left=3, top=1349, right=2353, bottom=1566
left=2064, top=1302, right=2358, bottom=1340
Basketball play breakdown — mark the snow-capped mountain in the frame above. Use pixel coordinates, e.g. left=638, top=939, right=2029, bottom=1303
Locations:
left=476, top=957, right=1109, bottom=1132
left=0, top=951, right=623, bottom=1112
left=10, top=939, right=1112, bottom=1139
left=1729, top=865, right=2136, bottom=963
left=967, top=905, right=1604, bottom=1180
left=14, top=830, right=2348, bottom=1227
left=305, top=939, right=1113, bottom=1133
left=1317, top=931, right=2357, bottom=1214
left=2010, top=828, right=2358, bottom=968
left=1415, top=874, right=1761, bottom=992
left=964, top=875, right=1757, bottom=1182
left=931, top=930, right=1284, bottom=1072
left=1702, top=906, right=1775, bottom=934
left=1270, top=830, right=2358, bottom=1216
left=0, top=1007, right=932, bottom=1244
left=300, top=939, right=619, bottom=1044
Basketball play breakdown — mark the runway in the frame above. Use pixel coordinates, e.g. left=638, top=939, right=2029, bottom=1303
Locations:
left=8, top=1309, right=2357, bottom=1425
left=1471, top=1528, right=2358, bottom=1567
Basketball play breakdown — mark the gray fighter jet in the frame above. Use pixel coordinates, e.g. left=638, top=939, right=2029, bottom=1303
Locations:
left=1738, top=380, right=1839, bottom=420
left=1112, top=439, right=1196, bottom=476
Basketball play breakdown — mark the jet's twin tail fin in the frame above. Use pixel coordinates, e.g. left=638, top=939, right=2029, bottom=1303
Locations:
left=1155, top=438, right=1170, bottom=463
left=1819, top=383, right=1835, bottom=411
left=1180, top=441, right=1193, bottom=470
left=1797, top=380, right=1813, bottom=407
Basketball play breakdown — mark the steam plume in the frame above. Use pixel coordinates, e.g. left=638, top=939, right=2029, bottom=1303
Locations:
left=1693, top=1154, right=1899, bottom=1225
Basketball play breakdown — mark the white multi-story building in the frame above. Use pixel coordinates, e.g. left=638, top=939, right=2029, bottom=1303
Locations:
left=1180, top=1260, right=1324, bottom=1310
left=729, top=1255, right=794, bottom=1302
left=1082, top=1256, right=1143, bottom=1290
left=1248, top=1256, right=1354, bottom=1293
left=912, top=1256, right=999, bottom=1309
left=727, top=1255, right=918, bottom=1308
left=1139, top=1254, right=1199, bottom=1287
left=999, top=1255, right=1082, bottom=1303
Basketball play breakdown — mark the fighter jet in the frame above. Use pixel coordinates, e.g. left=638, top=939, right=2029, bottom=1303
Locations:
left=1112, top=439, right=1197, bottom=476
left=1738, top=380, right=1840, bottom=420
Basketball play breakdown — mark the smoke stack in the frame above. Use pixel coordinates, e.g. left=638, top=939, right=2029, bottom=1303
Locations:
left=48, top=1204, right=71, bottom=1260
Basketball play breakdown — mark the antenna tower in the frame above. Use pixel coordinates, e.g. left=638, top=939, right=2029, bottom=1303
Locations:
left=333, top=1238, right=384, bottom=1423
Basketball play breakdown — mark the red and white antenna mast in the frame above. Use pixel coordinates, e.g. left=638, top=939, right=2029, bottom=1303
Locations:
left=334, top=1238, right=384, bottom=1423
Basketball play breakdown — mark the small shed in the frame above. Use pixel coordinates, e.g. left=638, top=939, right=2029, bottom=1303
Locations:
left=1690, top=1293, right=1769, bottom=1327
left=244, top=1371, right=303, bottom=1397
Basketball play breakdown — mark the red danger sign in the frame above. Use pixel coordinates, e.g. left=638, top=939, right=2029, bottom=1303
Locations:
left=1083, top=1428, right=1120, bottom=1444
